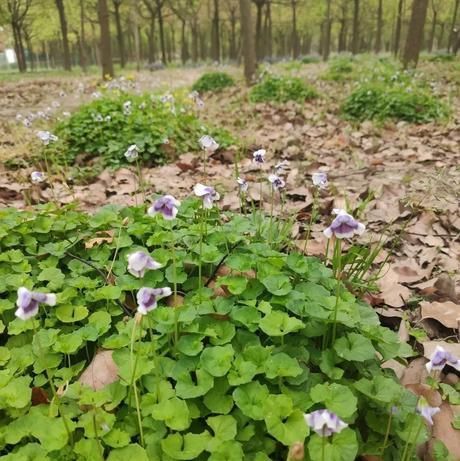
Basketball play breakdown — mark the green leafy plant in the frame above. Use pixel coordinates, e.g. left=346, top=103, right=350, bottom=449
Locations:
left=45, top=92, right=232, bottom=169
left=250, top=75, right=318, bottom=104
left=192, top=72, right=235, bottom=93
left=323, top=56, right=355, bottom=81
left=341, top=81, right=449, bottom=123
left=0, top=199, right=425, bottom=460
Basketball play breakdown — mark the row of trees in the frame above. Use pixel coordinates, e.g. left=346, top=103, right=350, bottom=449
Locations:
left=0, top=0, right=459, bottom=75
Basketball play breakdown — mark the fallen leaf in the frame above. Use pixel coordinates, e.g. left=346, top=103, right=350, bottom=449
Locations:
left=420, top=301, right=460, bottom=329
left=85, top=230, right=115, bottom=249
left=428, top=402, right=460, bottom=460
left=78, top=350, right=119, bottom=390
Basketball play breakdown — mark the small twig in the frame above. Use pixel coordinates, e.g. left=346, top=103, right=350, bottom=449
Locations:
left=204, top=243, right=240, bottom=288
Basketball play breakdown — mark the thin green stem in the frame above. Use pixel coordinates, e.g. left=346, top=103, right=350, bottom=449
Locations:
left=129, top=316, right=144, bottom=447
left=403, top=418, right=423, bottom=461
left=268, top=186, right=274, bottom=246
left=330, top=239, right=342, bottom=345
left=135, top=158, right=146, bottom=204
left=380, top=408, right=393, bottom=457
left=321, top=435, right=326, bottom=461
left=303, top=189, right=319, bottom=254
left=400, top=416, right=416, bottom=461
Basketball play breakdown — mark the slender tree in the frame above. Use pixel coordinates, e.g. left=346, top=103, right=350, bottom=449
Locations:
left=448, top=0, right=460, bottom=51
left=55, top=0, right=71, bottom=70
left=211, top=0, right=220, bottom=62
left=322, top=0, right=332, bottom=61
left=239, top=0, right=256, bottom=83
left=97, top=0, right=114, bottom=78
left=351, top=0, right=360, bottom=54
left=112, top=0, right=126, bottom=68
left=375, top=0, right=383, bottom=53
left=428, top=0, right=439, bottom=52
left=394, top=0, right=404, bottom=56
left=290, top=0, right=299, bottom=58
left=403, top=0, right=429, bottom=68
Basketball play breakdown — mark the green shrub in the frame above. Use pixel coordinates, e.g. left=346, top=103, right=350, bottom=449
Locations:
left=324, top=57, right=355, bottom=81
left=48, top=93, right=232, bottom=168
left=0, top=202, right=423, bottom=460
left=250, top=75, right=318, bottom=103
left=301, top=56, right=321, bottom=64
left=192, top=72, right=235, bottom=93
left=341, top=81, right=449, bottom=123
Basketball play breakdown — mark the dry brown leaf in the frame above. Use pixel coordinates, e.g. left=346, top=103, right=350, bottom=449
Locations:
left=428, top=402, right=460, bottom=460
left=78, top=350, right=119, bottom=390
left=420, top=301, right=460, bottom=329
left=378, top=266, right=412, bottom=308
left=85, top=230, right=115, bottom=249
left=401, top=357, right=429, bottom=386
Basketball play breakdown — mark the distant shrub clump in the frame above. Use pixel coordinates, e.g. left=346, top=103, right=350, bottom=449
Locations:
left=324, top=56, right=355, bottom=81
left=192, top=72, right=235, bottom=93
left=301, top=55, right=321, bottom=64
left=250, top=75, right=318, bottom=104
left=341, top=82, right=449, bottom=123
left=48, top=93, right=232, bottom=168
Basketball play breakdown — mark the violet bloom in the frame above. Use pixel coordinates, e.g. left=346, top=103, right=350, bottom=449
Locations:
left=148, top=195, right=181, bottom=220
left=253, top=149, right=266, bottom=165
left=312, top=172, right=328, bottom=189
left=124, top=144, right=139, bottom=162
left=426, top=346, right=460, bottom=373
left=194, top=183, right=220, bottom=209
left=268, top=174, right=286, bottom=191
left=37, top=131, right=58, bottom=145
left=199, top=135, right=219, bottom=153
left=31, top=171, right=46, bottom=184
left=15, top=287, right=56, bottom=320
left=237, top=177, right=249, bottom=193
left=323, top=209, right=366, bottom=239
left=127, top=251, right=162, bottom=278
left=23, top=119, right=32, bottom=128
left=137, top=287, right=172, bottom=315
left=304, top=409, right=348, bottom=437
left=416, top=397, right=440, bottom=426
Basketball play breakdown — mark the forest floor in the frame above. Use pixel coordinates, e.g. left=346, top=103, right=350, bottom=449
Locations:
left=0, top=60, right=459, bottom=455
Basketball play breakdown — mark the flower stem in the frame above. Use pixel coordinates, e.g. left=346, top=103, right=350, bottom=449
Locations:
left=303, top=189, right=319, bottom=254
left=170, top=222, right=179, bottom=347
left=268, top=186, right=274, bottom=246
left=321, top=435, right=326, bottom=461
left=402, top=419, right=423, bottom=461
left=129, top=316, right=144, bottom=447
left=135, top=158, right=146, bottom=205
left=198, top=205, right=206, bottom=292
left=380, top=408, right=393, bottom=457
left=330, top=239, right=342, bottom=345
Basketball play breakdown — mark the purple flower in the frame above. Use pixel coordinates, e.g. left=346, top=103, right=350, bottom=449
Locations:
left=253, top=149, right=266, bottom=165
left=323, top=209, right=366, bottom=239
left=194, top=183, right=220, bottom=209
left=237, top=177, right=248, bottom=193
left=37, top=131, right=58, bottom=145
left=199, top=135, right=219, bottom=153
left=312, top=172, right=328, bottom=189
left=137, top=287, right=172, bottom=315
left=160, top=93, right=175, bottom=104
left=31, top=171, right=46, bottom=184
left=148, top=195, right=181, bottom=220
left=304, top=409, right=348, bottom=437
left=426, top=346, right=460, bottom=373
left=268, top=174, right=286, bottom=191
left=124, top=144, right=139, bottom=162
left=127, top=252, right=162, bottom=278
left=15, top=287, right=57, bottom=320
left=416, top=397, right=440, bottom=426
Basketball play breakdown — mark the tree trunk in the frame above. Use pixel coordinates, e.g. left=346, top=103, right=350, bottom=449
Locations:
left=291, top=0, right=299, bottom=58
left=338, top=1, right=348, bottom=52
left=351, top=0, right=360, bottom=54
left=375, top=0, right=383, bottom=53
left=12, top=24, right=26, bottom=72
left=448, top=0, right=460, bottom=51
left=97, top=0, right=114, bottom=78
left=428, top=7, right=437, bottom=52
left=147, top=14, right=156, bottom=63
left=229, top=12, right=237, bottom=60
left=265, top=1, right=273, bottom=59
left=394, top=0, right=404, bottom=56
left=113, top=1, right=126, bottom=68
left=55, top=0, right=71, bottom=70
left=239, top=0, right=257, bottom=83
left=191, top=20, right=199, bottom=63
left=180, top=19, right=187, bottom=64
left=255, top=2, right=264, bottom=60
left=323, top=0, right=332, bottom=61
left=156, top=0, right=167, bottom=63
left=211, top=0, right=220, bottom=62
left=79, top=0, right=87, bottom=71
left=403, top=0, right=429, bottom=68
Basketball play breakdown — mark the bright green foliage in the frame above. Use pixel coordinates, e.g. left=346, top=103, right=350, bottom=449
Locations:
left=192, top=72, right=235, bottom=93
left=47, top=92, right=232, bottom=169
left=324, top=56, right=355, bottom=81
left=0, top=201, right=421, bottom=459
left=249, top=75, right=318, bottom=103
left=341, top=81, right=449, bottom=123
